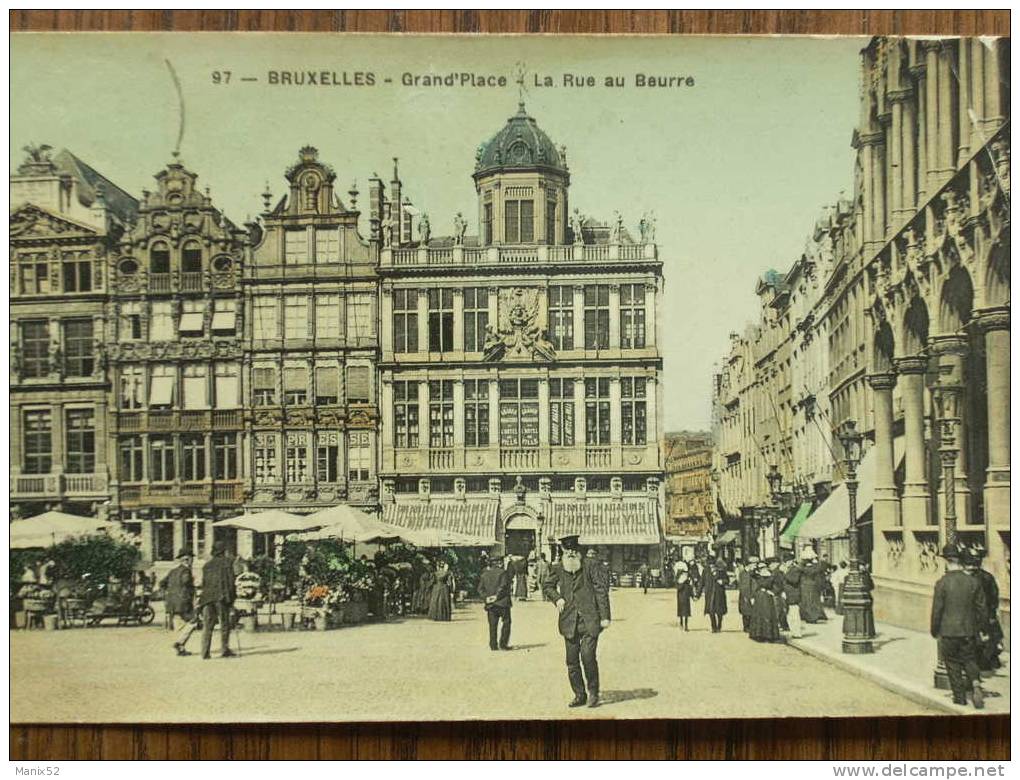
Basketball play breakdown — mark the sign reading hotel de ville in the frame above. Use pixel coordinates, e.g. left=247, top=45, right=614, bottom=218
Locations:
left=9, top=33, right=1009, bottom=723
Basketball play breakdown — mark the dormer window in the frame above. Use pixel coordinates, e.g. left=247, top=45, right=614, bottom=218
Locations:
left=504, top=199, right=534, bottom=244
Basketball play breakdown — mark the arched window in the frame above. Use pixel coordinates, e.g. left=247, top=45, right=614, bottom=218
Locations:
left=150, top=242, right=171, bottom=274
left=182, top=241, right=202, bottom=273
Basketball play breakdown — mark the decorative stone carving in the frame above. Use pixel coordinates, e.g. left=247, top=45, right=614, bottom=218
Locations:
left=484, top=287, right=555, bottom=362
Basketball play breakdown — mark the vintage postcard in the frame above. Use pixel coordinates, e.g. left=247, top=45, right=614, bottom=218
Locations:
left=8, top=33, right=1009, bottom=723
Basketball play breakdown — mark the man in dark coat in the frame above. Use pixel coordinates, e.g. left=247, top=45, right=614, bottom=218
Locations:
left=963, top=545, right=1002, bottom=673
left=543, top=535, right=611, bottom=708
left=931, top=544, right=987, bottom=708
left=702, top=558, right=729, bottom=632
left=783, top=554, right=803, bottom=638
left=162, top=549, right=195, bottom=630
left=199, top=540, right=237, bottom=660
left=737, top=555, right=757, bottom=632
left=477, top=555, right=513, bottom=650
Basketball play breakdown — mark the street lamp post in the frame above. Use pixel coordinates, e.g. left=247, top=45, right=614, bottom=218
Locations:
left=932, top=378, right=962, bottom=689
left=838, top=420, right=875, bottom=654
left=766, top=463, right=784, bottom=559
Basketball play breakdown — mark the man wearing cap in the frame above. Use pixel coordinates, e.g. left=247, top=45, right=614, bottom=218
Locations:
left=962, top=545, right=1002, bottom=672
left=543, top=535, right=611, bottom=708
left=931, top=544, right=987, bottom=708
left=477, top=554, right=513, bottom=650
left=199, top=540, right=237, bottom=660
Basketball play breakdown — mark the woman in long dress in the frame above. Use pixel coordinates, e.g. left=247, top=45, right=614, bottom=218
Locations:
left=413, top=562, right=435, bottom=615
left=427, top=562, right=453, bottom=621
left=798, top=550, right=827, bottom=623
left=749, top=566, right=782, bottom=642
left=674, top=561, right=693, bottom=631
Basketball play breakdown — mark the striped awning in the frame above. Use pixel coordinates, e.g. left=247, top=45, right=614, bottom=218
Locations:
left=383, top=500, right=501, bottom=540
left=546, top=500, right=661, bottom=546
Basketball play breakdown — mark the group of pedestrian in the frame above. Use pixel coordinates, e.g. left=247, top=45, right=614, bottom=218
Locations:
left=162, top=541, right=237, bottom=660
left=931, top=542, right=1002, bottom=709
left=671, top=557, right=728, bottom=632
left=411, top=557, right=455, bottom=622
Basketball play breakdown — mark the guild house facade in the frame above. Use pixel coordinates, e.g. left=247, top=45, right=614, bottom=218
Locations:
left=377, top=104, right=666, bottom=574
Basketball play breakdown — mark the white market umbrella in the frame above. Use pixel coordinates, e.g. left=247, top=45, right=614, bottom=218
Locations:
left=213, top=509, right=321, bottom=535
left=289, top=504, right=406, bottom=546
left=10, top=511, right=118, bottom=549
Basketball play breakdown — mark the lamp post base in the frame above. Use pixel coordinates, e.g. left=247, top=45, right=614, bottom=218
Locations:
left=840, top=572, right=876, bottom=655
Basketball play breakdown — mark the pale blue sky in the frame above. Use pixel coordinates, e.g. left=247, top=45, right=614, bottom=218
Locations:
left=11, top=33, right=865, bottom=430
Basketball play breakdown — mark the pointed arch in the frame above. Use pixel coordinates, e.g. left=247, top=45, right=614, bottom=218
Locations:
left=938, top=265, right=974, bottom=333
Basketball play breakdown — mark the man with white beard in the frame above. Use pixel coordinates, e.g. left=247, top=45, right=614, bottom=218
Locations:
left=542, top=535, right=612, bottom=709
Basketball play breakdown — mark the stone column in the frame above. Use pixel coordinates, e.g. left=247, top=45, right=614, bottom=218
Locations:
left=928, top=334, right=972, bottom=524
left=957, top=40, right=971, bottom=165
left=417, top=380, right=429, bottom=451
left=572, top=285, right=585, bottom=351
left=452, top=380, right=465, bottom=448
left=537, top=378, right=550, bottom=455
left=644, top=282, right=657, bottom=349
left=488, top=377, right=500, bottom=456
left=452, top=288, right=464, bottom=353
left=416, top=290, right=429, bottom=355
left=873, top=139, right=887, bottom=241
left=911, top=59, right=928, bottom=204
left=868, top=371, right=900, bottom=530
left=573, top=377, right=586, bottom=447
left=970, top=40, right=985, bottom=130
left=937, top=46, right=956, bottom=182
left=984, top=40, right=1004, bottom=130
left=975, top=307, right=1010, bottom=528
left=380, top=286, right=393, bottom=357
left=889, top=95, right=904, bottom=221
left=894, top=355, right=930, bottom=527
left=924, top=43, right=940, bottom=194
left=902, top=96, right=917, bottom=212
left=860, top=139, right=874, bottom=246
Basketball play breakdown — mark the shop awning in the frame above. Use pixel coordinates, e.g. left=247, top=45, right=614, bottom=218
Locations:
left=780, top=502, right=813, bottom=545
left=383, top=499, right=501, bottom=541
left=715, top=529, right=740, bottom=546
left=546, top=500, right=661, bottom=546
left=795, top=437, right=904, bottom=540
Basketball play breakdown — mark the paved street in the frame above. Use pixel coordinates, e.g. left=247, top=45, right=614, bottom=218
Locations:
left=11, top=588, right=939, bottom=722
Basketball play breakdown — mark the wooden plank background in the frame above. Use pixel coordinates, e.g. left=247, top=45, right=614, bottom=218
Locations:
left=9, top=9, right=1010, bottom=761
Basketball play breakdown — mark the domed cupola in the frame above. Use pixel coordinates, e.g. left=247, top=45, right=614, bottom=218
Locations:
left=474, top=103, right=568, bottom=178
left=473, top=103, right=570, bottom=247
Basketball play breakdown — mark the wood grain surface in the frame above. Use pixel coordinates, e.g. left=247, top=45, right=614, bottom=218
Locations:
left=9, top=9, right=1010, bottom=761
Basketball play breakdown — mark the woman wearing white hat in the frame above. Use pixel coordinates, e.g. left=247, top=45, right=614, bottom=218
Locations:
left=674, top=561, right=693, bottom=631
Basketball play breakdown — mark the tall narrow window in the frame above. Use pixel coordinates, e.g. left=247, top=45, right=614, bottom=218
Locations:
left=346, top=365, right=370, bottom=404
left=150, top=436, right=176, bottom=482
left=284, top=229, right=309, bottom=264
left=393, top=381, right=419, bottom=448
left=150, top=242, right=171, bottom=274
left=253, top=298, right=279, bottom=341
left=314, top=294, right=340, bottom=341
left=347, top=432, right=370, bottom=482
left=213, top=433, right=239, bottom=480
left=583, top=285, right=610, bottom=350
left=62, top=256, right=92, bottom=292
left=19, top=260, right=50, bottom=295
left=214, top=364, right=239, bottom=409
left=182, top=364, right=208, bottom=409
left=181, top=435, right=206, bottom=481
left=284, top=296, right=309, bottom=341
left=546, top=199, right=557, bottom=244
left=463, top=287, right=489, bottom=352
left=548, top=286, right=574, bottom=351
left=150, top=301, right=175, bottom=341
left=464, top=379, right=490, bottom=447
left=284, top=433, right=309, bottom=482
left=253, top=366, right=277, bottom=406
left=181, top=241, right=202, bottom=274
left=584, top=377, right=611, bottom=446
left=621, top=377, right=648, bottom=445
left=620, top=283, right=646, bottom=349
left=23, top=410, right=52, bottom=474
left=393, top=289, right=418, bottom=353
left=315, top=366, right=340, bottom=405
left=428, top=289, right=454, bottom=353
left=428, top=380, right=455, bottom=448
left=346, top=294, right=374, bottom=342
left=120, top=302, right=143, bottom=341
left=20, top=320, right=49, bottom=378
left=314, top=228, right=340, bottom=262
left=550, top=378, right=576, bottom=446
left=483, top=202, right=493, bottom=245
left=499, top=378, right=539, bottom=447
left=283, top=366, right=308, bottom=406
left=118, top=435, right=144, bottom=482
left=254, top=434, right=278, bottom=483
left=119, top=365, right=145, bottom=409
left=504, top=200, right=535, bottom=244
left=63, top=319, right=94, bottom=376
left=315, top=432, right=339, bottom=483
left=149, top=365, right=176, bottom=409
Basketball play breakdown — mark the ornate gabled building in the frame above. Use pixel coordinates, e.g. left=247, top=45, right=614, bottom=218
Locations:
left=377, top=104, right=665, bottom=573
left=10, top=146, right=137, bottom=520
left=106, top=158, right=248, bottom=565
left=243, top=147, right=380, bottom=552
left=663, top=431, right=714, bottom=544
